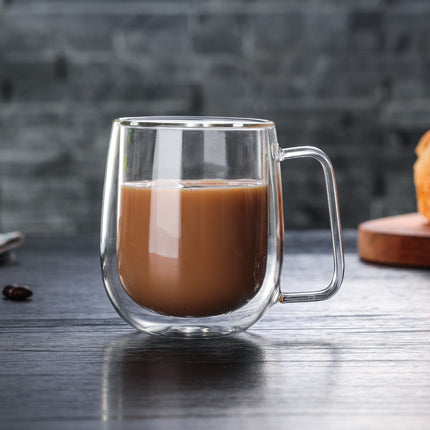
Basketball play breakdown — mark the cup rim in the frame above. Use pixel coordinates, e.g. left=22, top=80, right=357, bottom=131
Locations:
left=114, top=116, right=275, bottom=129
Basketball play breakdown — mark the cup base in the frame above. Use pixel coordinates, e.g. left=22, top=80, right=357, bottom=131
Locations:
left=142, top=324, right=243, bottom=338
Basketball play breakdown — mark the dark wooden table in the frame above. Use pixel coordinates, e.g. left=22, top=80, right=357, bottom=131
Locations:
left=1, top=231, right=429, bottom=429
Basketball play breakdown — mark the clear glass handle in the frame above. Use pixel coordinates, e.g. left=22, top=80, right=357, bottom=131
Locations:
left=278, top=146, right=345, bottom=303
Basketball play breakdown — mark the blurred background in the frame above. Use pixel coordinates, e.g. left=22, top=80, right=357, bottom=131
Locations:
left=0, top=0, right=427, bottom=234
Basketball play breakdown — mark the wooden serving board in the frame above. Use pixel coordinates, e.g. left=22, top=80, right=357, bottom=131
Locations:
left=358, top=213, right=430, bottom=268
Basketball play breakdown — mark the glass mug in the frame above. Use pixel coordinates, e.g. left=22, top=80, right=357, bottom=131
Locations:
left=101, top=116, right=344, bottom=337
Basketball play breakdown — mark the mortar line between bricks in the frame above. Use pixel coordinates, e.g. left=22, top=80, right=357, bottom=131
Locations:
left=4, top=1, right=368, bottom=16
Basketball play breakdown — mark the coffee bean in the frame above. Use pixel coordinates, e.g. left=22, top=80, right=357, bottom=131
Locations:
left=2, top=285, right=15, bottom=296
left=2, top=284, right=32, bottom=300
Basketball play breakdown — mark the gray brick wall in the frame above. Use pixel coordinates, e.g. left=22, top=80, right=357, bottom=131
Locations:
left=0, top=0, right=427, bottom=233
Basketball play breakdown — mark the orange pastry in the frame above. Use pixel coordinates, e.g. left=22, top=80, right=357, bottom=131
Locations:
left=414, top=130, right=430, bottom=220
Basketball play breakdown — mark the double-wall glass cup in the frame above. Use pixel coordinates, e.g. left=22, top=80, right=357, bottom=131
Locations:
left=101, top=117, right=344, bottom=337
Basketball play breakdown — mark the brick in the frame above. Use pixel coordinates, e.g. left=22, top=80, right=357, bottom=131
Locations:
left=192, top=14, right=245, bottom=55
left=196, top=58, right=258, bottom=115
left=113, top=15, right=191, bottom=54
left=312, top=58, right=383, bottom=99
left=302, top=10, right=350, bottom=52
left=252, top=13, right=306, bottom=56
left=0, top=61, right=63, bottom=102
left=348, top=10, right=385, bottom=51
left=380, top=101, right=430, bottom=129
left=385, top=7, right=430, bottom=53
left=382, top=59, right=430, bottom=100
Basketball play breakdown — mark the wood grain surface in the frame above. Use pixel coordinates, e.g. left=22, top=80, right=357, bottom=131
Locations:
left=358, top=213, right=430, bottom=267
left=0, top=232, right=429, bottom=430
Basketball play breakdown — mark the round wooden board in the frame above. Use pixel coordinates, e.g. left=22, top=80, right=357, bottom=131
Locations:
left=358, top=213, right=430, bottom=268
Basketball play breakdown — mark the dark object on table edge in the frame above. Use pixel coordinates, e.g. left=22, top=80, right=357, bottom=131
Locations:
left=0, top=231, right=24, bottom=265
left=2, top=284, right=33, bottom=300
